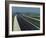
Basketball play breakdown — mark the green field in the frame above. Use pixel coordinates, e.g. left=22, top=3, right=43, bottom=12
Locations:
left=22, top=13, right=40, bottom=28
left=32, top=17, right=40, bottom=19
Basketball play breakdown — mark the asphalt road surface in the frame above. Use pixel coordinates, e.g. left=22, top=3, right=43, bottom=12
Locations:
left=17, top=14, right=40, bottom=31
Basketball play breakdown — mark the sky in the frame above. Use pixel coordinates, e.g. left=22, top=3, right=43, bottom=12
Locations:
left=12, top=7, right=40, bottom=15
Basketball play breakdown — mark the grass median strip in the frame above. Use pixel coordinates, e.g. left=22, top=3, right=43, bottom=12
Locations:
left=23, top=14, right=40, bottom=21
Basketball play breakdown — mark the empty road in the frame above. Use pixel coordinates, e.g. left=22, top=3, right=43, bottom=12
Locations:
left=17, top=15, right=40, bottom=31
